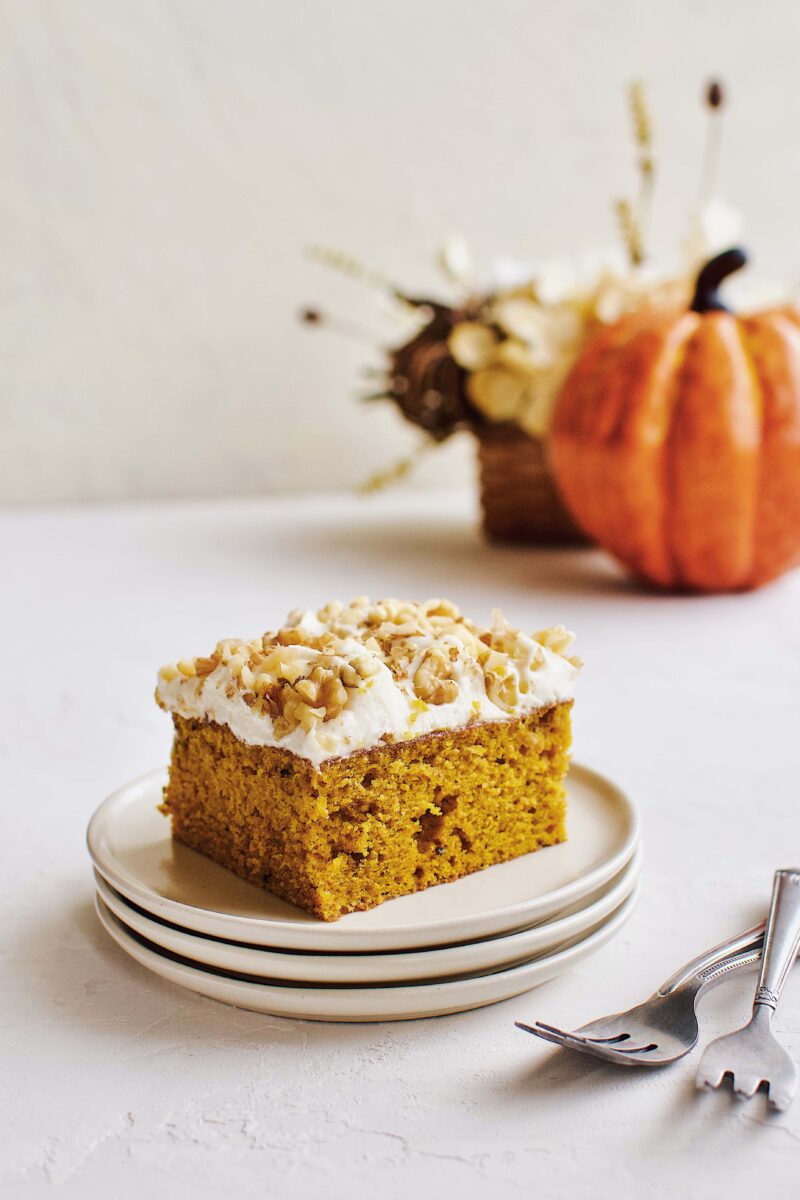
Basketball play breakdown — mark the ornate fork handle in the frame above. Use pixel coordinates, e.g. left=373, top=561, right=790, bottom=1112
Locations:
left=657, top=922, right=765, bottom=997
left=695, top=945, right=764, bottom=990
left=754, top=868, right=800, bottom=1013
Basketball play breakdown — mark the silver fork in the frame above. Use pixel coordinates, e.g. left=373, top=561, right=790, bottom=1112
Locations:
left=516, top=922, right=765, bottom=1068
left=696, top=868, right=800, bottom=1111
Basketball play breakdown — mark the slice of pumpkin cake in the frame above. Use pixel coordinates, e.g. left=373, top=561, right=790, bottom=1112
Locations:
left=156, top=598, right=580, bottom=921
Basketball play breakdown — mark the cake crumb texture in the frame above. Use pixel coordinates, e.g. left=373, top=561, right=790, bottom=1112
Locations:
left=161, top=703, right=572, bottom=921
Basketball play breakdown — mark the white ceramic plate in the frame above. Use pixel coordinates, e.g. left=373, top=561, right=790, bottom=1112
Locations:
left=94, top=886, right=639, bottom=1022
left=88, top=763, right=640, bottom=953
left=94, top=847, right=641, bottom=984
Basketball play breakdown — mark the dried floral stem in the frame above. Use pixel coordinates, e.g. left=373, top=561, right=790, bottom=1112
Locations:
left=299, top=307, right=385, bottom=348
left=358, top=438, right=434, bottom=495
left=627, top=81, right=654, bottom=265
left=698, top=79, right=725, bottom=207
left=307, top=244, right=396, bottom=293
left=615, top=198, right=644, bottom=268
left=629, top=81, right=652, bottom=152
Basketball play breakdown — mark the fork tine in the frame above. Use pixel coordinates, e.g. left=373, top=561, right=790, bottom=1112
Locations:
left=514, top=1021, right=574, bottom=1047
left=696, top=1064, right=728, bottom=1091
left=516, top=1021, right=609, bottom=1052
left=519, top=1021, right=659, bottom=1059
left=530, top=1020, right=575, bottom=1040
left=517, top=1019, right=632, bottom=1049
left=530, top=1023, right=617, bottom=1051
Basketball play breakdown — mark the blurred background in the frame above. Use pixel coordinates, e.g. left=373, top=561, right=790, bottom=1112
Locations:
left=3, top=0, right=800, bottom=507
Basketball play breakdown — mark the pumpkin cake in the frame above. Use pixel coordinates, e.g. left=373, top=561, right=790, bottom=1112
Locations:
left=155, top=598, right=580, bottom=921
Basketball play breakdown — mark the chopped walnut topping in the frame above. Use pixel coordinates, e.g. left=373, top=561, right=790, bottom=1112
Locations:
left=277, top=626, right=306, bottom=647
left=485, top=670, right=519, bottom=712
left=194, top=656, right=218, bottom=677
left=228, top=653, right=246, bottom=678
left=534, top=625, right=575, bottom=656
left=155, top=598, right=579, bottom=742
left=413, top=647, right=459, bottom=705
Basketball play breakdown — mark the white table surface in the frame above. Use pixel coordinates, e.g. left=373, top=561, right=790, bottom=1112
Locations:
left=3, top=490, right=800, bottom=1199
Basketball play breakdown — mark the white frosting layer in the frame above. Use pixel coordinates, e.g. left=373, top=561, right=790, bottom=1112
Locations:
left=156, top=601, right=579, bottom=769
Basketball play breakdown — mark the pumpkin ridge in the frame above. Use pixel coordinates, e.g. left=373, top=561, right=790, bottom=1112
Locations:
left=660, top=327, right=697, bottom=589
left=735, top=321, right=767, bottom=590
left=625, top=313, right=699, bottom=586
left=740, top=310, right=800, bottom=585
left=667, top=314, right=761, bottom=590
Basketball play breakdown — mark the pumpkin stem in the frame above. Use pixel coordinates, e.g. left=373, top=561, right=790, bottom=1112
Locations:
left=690, top=247, right=748, bottom=313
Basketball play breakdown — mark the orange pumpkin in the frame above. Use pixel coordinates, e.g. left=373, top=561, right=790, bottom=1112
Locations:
left=549, top=249, right=800, bottom=592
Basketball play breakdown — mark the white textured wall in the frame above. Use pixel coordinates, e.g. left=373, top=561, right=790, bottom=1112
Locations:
left=3, top=0, right=800, bottom=505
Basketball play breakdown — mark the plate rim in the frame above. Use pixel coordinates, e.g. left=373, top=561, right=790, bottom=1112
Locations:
left=93, top=847, right=642, bottom=983
left=87, top=761, right=641, bottom=952
left=94, top=885, right=640, bottom=1021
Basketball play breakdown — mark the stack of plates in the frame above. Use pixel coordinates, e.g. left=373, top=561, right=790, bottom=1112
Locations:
left=88, top=763, right=641, bottom=1022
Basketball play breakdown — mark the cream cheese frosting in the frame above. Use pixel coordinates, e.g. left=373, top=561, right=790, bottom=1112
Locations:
left=156, top=597, right=580, bottom=768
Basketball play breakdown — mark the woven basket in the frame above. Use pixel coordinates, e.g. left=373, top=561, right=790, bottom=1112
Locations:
left=476, top=426, right=588, bottom=545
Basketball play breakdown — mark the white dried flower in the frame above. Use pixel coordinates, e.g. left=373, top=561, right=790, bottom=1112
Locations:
left=494, top=337, right=541, bottom=374
left=438, top=236, right=474, bottom=286
left=448, top=322, right=498, bottom=371
left=492, top=298, right=550, bottom=347
left=467, top=366, right=528, bottom=423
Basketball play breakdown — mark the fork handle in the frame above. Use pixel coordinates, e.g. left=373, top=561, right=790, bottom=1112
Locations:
left=657, top=921, right=765, bottom=995
left=695, top=945, right=763, bottom=990
left=754, top=868, right=800, bottom=1012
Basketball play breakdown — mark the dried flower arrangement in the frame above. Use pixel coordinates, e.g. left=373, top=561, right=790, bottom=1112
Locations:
left=302, top=81, right=744, bottom=542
